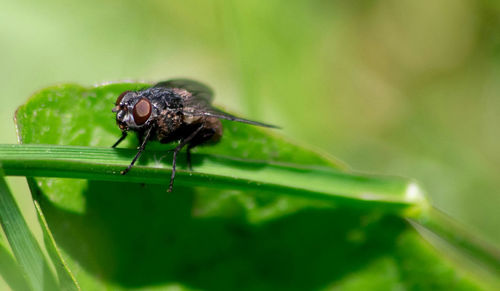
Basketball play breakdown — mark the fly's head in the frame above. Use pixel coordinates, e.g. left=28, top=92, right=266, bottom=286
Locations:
left=112, top=91, right=153, bottom=131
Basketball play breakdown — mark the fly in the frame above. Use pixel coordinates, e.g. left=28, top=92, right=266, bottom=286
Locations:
left=112, top=79, right=278, bottom=192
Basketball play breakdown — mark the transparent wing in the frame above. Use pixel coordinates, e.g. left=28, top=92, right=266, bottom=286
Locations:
left=154, top=79, right=213, bottom=102
left=185, top=109, right=280, bottom=128
left=154, top=79, right=279, bottom=129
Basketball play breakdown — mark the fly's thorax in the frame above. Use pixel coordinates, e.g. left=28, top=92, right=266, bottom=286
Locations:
left=156, top=109, right=185, bottom=141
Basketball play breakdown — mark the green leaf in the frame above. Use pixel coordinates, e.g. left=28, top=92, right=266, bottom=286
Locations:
left=8, top=82, right=494, bottom=290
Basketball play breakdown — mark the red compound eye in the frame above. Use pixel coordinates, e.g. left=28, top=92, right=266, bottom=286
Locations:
left=132, top=98, right=152, bottom=125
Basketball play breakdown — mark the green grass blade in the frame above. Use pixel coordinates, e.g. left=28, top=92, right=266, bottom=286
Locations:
left=29, top=192, right=80, bottom=291
left=409, top=207, right=500, bottom=283
left=0, top=238, right=31, bottom=291
left=0, top=144, right=426, bottom=214
left=0, top=170, right=58, bottom=291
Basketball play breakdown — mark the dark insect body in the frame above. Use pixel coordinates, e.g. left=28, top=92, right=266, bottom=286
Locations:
left=112, top=79, right=277, bottom=192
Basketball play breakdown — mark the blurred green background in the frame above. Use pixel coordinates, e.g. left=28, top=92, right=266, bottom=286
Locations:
left=1, top=0, right=499, bottom=253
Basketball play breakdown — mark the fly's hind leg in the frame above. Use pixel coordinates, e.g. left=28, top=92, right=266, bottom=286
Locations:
left=185, top=127, right=218, bottom=171
left=170, top=118, right=221, bottom=192
left=186, top=145, right=193, bottom=171
left=168, top=124, right=205, bottom=192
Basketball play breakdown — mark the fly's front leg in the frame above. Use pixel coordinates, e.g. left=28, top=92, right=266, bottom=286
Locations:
left=112, top=131, right=128, bottom=148
left=121, top=127, right=152, bottom=175
left=168, top=124, right=204, bottom=192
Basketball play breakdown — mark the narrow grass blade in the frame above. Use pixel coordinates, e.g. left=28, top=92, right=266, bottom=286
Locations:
left=0, top=144, right=427, bottom=214
left=410, top=207, right=500, bottom=281
left=0, top=169, right=58, bottom=291
left=29, top=189, right=80, bottom=291
left=0, top=238, right=31, bottom=291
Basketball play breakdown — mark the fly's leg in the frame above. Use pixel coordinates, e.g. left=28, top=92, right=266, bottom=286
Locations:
left=168, top=124, right=204, bottom=192
left=186, top=145, right=193, bottom=171
left=112, top=131, right=128, bottom=148
left=121, top=127, right=152, bottom=175
left=185, top=127, right=216, bottom=171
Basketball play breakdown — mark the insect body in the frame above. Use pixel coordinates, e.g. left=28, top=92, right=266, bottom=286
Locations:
left=112, top=79, right=277, bottom=192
